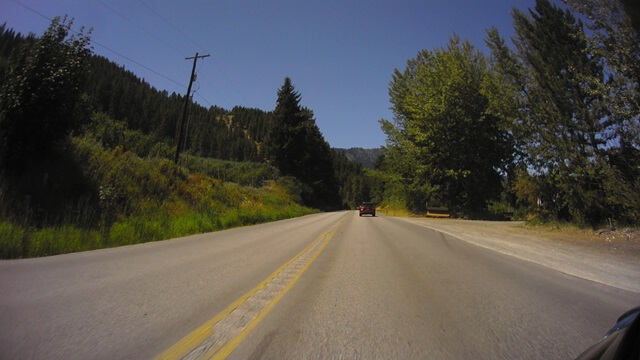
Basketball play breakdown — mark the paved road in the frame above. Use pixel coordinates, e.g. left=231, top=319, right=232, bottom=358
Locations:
left=1, top=212, right=638, bottom=359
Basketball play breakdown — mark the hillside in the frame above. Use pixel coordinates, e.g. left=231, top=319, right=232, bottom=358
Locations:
left=85, top=53, right=270, bottom=162
left=0, top=136, right=314, bottom=258
left=0, top=21, right=384, bottom=257
left=334, top=147, right=383, bottom=169
left=0, top=22, right=320, bottom=258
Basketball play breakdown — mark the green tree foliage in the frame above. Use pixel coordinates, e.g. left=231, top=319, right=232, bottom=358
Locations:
left=0, top=17, right=92, bottom=174
left=83, top=54, right=267, bottom=162
left=562, top=0, right=640, bottom=138
left=379, top=35, right=514, bottom=214
left=264, top=78, right=341, bottom=209
left=0, top=19, right=356, bottom=258
left=332, top=150, right=375, bottom=208
left=0, top=24, right=361, bottom=213
left=488, top=0, right=639, bottom=225
left=0, top=23, right=36, bottom=82
left=561, top=0, right=640, bottom=223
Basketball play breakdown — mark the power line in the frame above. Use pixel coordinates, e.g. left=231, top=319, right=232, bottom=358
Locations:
left=97, top=0, right=230, bottom=108
left=194, top=92, right=213, bottom=107
left=206, top=61, right=249, bottom=105
left=9, top=0, right=51, bottom=27
left=137, top=0, right=207, bottom=52
left=13, top=0, right=229, bottom=109
left=11, top=0, right=229, bottom=116
left=194, top=67, right=233, bottom=107
left=11, top=0, right=187, bottom=89
left=95, top=0, right=186, bottom=57
left=91, top=42, right=187, bottom=89
left=135, top=0, right=248, bottom=106
left=135, top=0, right=234, bottom=105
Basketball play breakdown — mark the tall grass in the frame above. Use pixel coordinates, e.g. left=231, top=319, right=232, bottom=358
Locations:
left=1, top=202, right=313, bottom=258
left=0, top=136, right=315, bottom=258
left=379, top=206, right=411, bottom=217
left=181, top=155, right=278, bottom=186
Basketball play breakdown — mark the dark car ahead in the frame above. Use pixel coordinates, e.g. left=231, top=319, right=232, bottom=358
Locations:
left=359, top=202, right=376, bottom=217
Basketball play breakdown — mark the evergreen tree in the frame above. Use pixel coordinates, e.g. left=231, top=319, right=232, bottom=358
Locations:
left=332, top=150, right=374, bottom=208
left=264, top=78, right=305, bottom=176
left=0, top=24, right=275, bottom=166
left=265, top=77, right=340, bottom=209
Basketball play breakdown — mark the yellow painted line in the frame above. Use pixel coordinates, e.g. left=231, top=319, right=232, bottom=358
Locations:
left=154, top=223, right=341, bottom=360
left=209, top=228, right=337, bottom=360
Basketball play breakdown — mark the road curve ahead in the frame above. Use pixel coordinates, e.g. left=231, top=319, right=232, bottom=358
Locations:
left=1, top=211, right=638, bottom=359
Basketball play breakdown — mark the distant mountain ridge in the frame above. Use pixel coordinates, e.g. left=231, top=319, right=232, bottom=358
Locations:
left=333, top=147, right=383, bottom=169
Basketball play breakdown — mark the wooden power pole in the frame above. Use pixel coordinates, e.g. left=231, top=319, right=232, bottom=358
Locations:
left=174, top=52, right=209, bottom=164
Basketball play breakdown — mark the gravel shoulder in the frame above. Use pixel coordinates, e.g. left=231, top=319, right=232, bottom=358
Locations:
left=397, top=217, right=640, bottom=293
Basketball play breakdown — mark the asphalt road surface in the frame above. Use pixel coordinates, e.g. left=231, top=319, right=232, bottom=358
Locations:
left=1, top=212, right=638, bottom=359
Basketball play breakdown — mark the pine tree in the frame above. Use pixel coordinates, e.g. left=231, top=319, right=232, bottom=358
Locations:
left=265, top=77, right=340, bottom=209
left=265, top=78, right=305, bottom=176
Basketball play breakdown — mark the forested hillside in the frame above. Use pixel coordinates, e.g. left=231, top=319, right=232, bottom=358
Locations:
left=0, top=21, right=369, bottom=199
left=84, top=53, right=269, bottom=162
left=0, top=19, right=371, bottom=258
left=1, top=24, right=276, bottom=164
left=333, top=148, right=383, bottom=169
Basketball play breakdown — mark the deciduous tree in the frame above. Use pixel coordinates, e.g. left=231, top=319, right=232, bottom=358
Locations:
left=380, top=35, right=513, bottom=214
left=489, top=0, right=640, bottom=225
left=0, top=17, right=92, bottom=174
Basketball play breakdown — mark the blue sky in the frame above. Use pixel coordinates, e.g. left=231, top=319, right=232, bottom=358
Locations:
left=1, top=0, right=539, bottom=149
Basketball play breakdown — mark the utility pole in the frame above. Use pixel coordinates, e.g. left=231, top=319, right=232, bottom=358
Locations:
left=174, top=52, right=210, bottom=164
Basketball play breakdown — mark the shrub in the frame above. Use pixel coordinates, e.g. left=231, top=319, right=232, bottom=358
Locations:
left=0, top=222, right=26, bottom=258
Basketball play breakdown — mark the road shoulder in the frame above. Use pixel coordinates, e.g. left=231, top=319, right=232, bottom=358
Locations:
left=397, top=217, right=640, bottom=293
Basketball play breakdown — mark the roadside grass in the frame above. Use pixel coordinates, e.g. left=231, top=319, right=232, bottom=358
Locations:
left=517, top=219, right=640, bottom=254
left=524, top=219, right=618, bottom=235
left=0, top=204, right=313, bottom=258
left=0, top=136, right=315, bottom=258
left=378, top=205, right=411, bottom=217
left=1, top=194, right=314, bottom=258
left=181, top=155, right=278, bottom=187
left=523, top=218, right=607, bottom=233
left=0, top=222, right=27, bottom=259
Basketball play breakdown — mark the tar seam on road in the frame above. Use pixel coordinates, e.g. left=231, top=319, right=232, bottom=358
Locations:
left=154, top=220, right=343, bottom=360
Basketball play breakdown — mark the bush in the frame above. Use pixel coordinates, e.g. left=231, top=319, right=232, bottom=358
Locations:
left=182, top=155, right=279, bottom=187
left=0, top=222, right=26, bottom=258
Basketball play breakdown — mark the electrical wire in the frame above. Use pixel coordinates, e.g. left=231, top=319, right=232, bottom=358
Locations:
left=203, top=62, right=248, bottom=105
left=135, top=0, right=249, bottom=105
left=13, top=0, right=239, bottom=110
left=97, top=1, right=228, bottom=108
left=137, top=0, right=207, bottom=53
left=92, top=43, right=187, bottom=89
left=95, top=0, right=187, bottom=57
left=10, top=0, right=188, bottom=89
left=194, top=92, right=215, bottom=108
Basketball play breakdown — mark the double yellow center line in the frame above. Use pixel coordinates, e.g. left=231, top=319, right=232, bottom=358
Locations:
left=155, top=221, right=342, bottom=360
